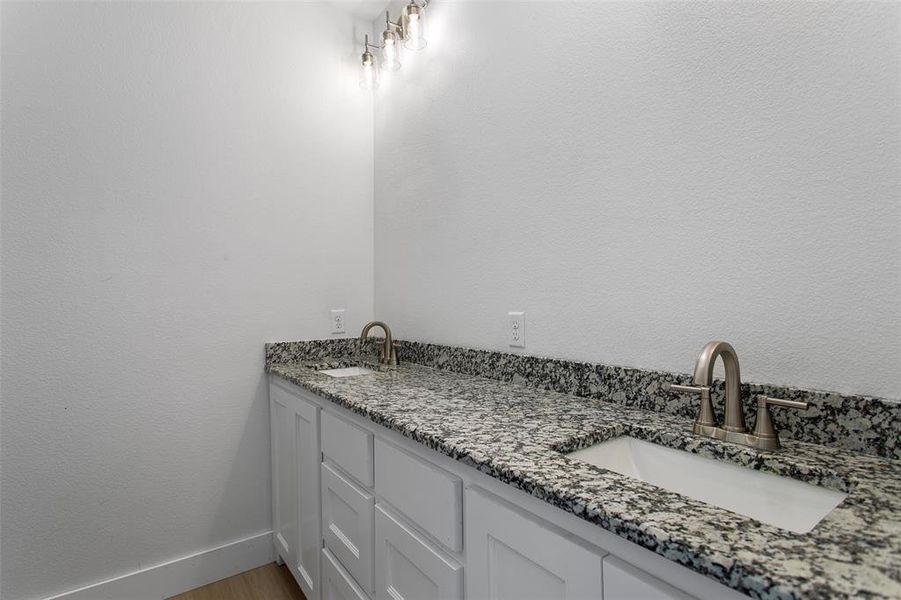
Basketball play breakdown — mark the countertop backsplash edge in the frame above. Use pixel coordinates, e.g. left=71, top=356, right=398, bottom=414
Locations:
left=264, top=338, right=900, bottom=460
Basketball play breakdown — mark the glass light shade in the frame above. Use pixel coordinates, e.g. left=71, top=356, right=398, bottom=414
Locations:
left=381, top=29, right=402, bottom=71
left=403, top=3, right=427, bottom=51
left=360, top=50, right=379, bottom=90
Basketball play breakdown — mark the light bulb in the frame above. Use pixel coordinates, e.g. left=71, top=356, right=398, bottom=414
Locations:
left=403, top=2, right=427, bottom=51
left=360, top=49, right=378, bottom=90
left=381, top=29, right=401, bottom=72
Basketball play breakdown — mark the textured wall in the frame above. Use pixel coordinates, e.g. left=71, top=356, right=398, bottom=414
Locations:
left=374, top=1, right=901, bottom=399
left=0, top=3, right=373, bottom=598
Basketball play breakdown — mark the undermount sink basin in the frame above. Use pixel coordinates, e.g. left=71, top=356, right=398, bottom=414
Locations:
left=319, top=367, right=376, bottom=378
left=566, top=436, right=847, bottom=533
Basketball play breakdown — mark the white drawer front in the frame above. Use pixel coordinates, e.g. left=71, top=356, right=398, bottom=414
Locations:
left=466, top=487, right=605, bottom=600
left=603, top=556, right=693, bottom=600
left=322, top=461, right=374, bottom=593
left=374, top=505, right=463, bottom=600
left=374, top=439, right=463, bottom=552
left=323, top=548, right=370, bottom=600
left=322, top=410, right=374, bottom=488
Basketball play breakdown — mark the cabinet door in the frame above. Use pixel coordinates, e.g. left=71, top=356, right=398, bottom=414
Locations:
left=294, top=393, right=322, bottom=600
left=374, top=505, right=463, bottom=600
left=603, top=556, right=693, bottom=600
left=271, top=384, right=299, bottom=568
left=271, top=381, right=323, bottom=600
left=466, top=487, right=604, bottom=600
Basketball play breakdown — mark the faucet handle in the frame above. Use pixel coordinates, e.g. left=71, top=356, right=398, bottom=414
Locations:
left=752, top=396, right=808, bottom=451
left=670, top=383, right=718, bottom=431
left=670, top=384, right=707, bottom=394
left=758, top=396, right=809, bottom=410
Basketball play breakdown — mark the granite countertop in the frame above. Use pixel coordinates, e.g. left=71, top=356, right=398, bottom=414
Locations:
left=267, top=358, right=901, bottom=600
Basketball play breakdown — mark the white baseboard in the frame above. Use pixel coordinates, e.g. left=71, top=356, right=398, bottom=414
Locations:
left=44, top=531, right=274, bottom=600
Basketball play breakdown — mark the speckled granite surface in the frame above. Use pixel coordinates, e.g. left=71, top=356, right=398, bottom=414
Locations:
left=265, top=342, right=901, bottom=600
left=266, top=339, right=900, bottom=460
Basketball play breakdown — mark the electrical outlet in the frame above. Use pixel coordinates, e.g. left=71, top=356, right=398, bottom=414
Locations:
left=508, top=312, right=525, bottom=348
left=330, top=309, right=346, bottom=334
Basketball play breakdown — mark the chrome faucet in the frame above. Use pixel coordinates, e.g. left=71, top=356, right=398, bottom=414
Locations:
left=359, top=321, right=398, bottom=366
left=671, top=341, right=808, bottom=451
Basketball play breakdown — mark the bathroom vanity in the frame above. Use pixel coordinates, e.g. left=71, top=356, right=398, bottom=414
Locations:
left=266, top=344, right=901, bottom=600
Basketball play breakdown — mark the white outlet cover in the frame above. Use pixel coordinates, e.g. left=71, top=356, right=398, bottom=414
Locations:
left=508, top=312, right=525, bottom=348
left=330, top=309, right=346, bottom=334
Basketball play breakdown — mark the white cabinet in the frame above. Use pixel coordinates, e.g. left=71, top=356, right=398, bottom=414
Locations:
left=269, top=381, right=321, bottom=600
left=603, top=556, right=692, bottom=600
left=374, top=505, right=463, bottom=600
left=466, top=487, right=605, bottom=600
left=322, top=461, right=375, bottom=594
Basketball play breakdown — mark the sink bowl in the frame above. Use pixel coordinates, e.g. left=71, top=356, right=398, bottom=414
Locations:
left=319, top=367, right=376, bottom=378
left=566, top=436, right=846, bottom=533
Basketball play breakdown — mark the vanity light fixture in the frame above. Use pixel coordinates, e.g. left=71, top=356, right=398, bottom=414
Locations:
left=359, top=0, right=429, bottom=88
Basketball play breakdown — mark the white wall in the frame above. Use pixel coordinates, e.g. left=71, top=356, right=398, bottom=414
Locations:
left=374, top=1, right=901, bottom=399
left=1, top=2, right=373, bottom=598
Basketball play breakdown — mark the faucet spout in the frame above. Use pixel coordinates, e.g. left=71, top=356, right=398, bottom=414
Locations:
left=359, top=321, right=398, bottom=366
left=673, top=341, right=805, bottom=451
left=691, top=341, right=747, bottom=434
